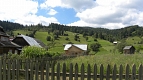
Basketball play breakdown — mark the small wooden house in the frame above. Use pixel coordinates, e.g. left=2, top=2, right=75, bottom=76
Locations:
left=0, top=26, right=21, bottom=54
left=123, top=46, right=135, bottom=54
left=12, top=34, right=46, bottom=48
left=64, top=44, right=87, bottom=56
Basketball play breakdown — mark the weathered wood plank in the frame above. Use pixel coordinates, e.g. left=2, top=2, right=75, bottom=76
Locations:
left=75, top=63, right=78, bottom=80
left=93, top=64, right=97, bottom=80
left=81, top=63, right=84, bottom=80
left=125, top=64, right=130, bottom=80
left=69, top=63, right=73, bottom=80
left=106, top=64, right=110, bottom=80
left=132, top=64, right=136, bottom=80
left=87, top=64, right=91, bottom=80
left=56, top=63, right=60, bottom=80
left=62, top=63, right=66, bottom=80
left=119, top=64, right=123, bottom=80
left=112, top=64, right=117, bottom=80
left=138, top=64, right=143, bottom=80
left=100, top=64, right=104, bottom=80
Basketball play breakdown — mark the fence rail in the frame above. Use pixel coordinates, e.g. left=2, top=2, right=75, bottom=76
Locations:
left=0, top=59, right=143, bottom=80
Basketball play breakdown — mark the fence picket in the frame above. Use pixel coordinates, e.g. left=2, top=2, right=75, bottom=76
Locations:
left=35, top=60, right=39, bottom=80
left=56, top=63, right=60, bottom=80
left=7, top=59, right=11, bottom=80
left=100, top=64, right=104, bottom=80
left=132, top=64, right=136, bottom=80
left=3, top=59, right=6, bottom=80
left=112, top=64, right=117, bottom=80
left=62, top=63, right=66, bottom=80
left=46, top=61, right=49, bottom=80
left=25, top=59, right=29, bottom=80
left=75, top=63, right=78, bottom=80
left=51, top=61, right=55, bottom=80
left=81, top=63, right=84, bottom=80
left=12, top=59, right=16, bottom=80
left=106, top=64, right=110, bottom=80
left=40, top=59, right=44, bottom=80
left=119, top=64, right=123, bottom=80
left=93, top=64, right=97, bottom=80
left=87, top=64, right=91, bottom=80
left=69, top=63, right=73, bottom=80
left=125, top=64, right=130, bottom=80
left=16, top=59, right=20, bottom=80
left=30, top=59, right=34, bottom=80
left=138, top=64, right=143, bottom=80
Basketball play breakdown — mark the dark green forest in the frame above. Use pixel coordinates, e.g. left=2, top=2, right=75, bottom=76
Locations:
left=1, top=20, right=143, bottom=43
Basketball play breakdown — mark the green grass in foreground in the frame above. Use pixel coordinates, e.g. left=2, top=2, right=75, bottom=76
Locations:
left=58, top=53, right=143, bottom=74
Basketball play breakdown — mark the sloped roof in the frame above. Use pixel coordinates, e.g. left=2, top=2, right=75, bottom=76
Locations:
left=64, top=44, right=87, bottom=51
left=16, top=34, right=42, bottom=47
left=0, top=41, right=21, bottom=47
left=123, top=46, right=133, bottom=49
left=0, top=26, right=9, bottom=36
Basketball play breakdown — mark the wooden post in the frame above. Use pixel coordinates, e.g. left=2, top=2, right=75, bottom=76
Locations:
left=119, top=65, right=123, bottom=80
left=46, top=61, right=49, bottom=80
left=56, top=63, right=60, bottom=80
left=69, top=63, right=73, bottom=80
left=132, top=64, right=136, bottom=80
left=106, top=64, right=110, bottom=80
left=62, top=63, right=66, bottom=80
left=81, top=63, right=84, bottom=80
left=93, top=64, right=97, bottom=80
left=125, top=64, right=130, bottom=80
left=100, top=64, right=104, bottom=80
left=138, top=64, right=143, bottom=80
left=112, top=64, right=117, bottom=80
left=87, top=64, right=91, bottom=80
left=75, top=63, right=78, bottom=80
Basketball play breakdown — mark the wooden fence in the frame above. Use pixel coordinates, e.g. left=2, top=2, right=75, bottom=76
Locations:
left=0, top=58, right=143, bottom=80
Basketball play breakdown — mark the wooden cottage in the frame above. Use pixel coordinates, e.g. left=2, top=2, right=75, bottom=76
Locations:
left=64, top=44, right=87, bottom=56
left=123, top=46, right=135, bottom=54
left=12, top=34, right=46, bottom=48
left=0, top=26, right=21, bottom=54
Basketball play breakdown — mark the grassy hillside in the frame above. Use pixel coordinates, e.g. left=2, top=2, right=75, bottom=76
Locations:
left=13, top=30, right=114, bottom=54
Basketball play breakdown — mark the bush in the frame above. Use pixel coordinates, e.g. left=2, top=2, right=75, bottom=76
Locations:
left=21, top=46, right=51, bottom=58
left=90, top=43, right=101, bottom=52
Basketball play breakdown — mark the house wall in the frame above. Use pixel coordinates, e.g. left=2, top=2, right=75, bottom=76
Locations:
left=0, top=47, right=19, bottom=54
left=12, top=37, right=29, bottom=47
left=124, top=47, right=135, bottom=54
left=65, top=46, right=85, bottom=56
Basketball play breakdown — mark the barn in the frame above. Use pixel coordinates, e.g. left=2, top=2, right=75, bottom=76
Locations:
left=123, top=46, right=135, bottom=54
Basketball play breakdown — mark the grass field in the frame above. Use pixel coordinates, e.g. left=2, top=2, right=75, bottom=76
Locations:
left=58, top=53, right=143, bottom=74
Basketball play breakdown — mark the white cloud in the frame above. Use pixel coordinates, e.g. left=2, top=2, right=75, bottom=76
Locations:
left=68, top=0, right=143, bottom=29
left=0, top=0, right=59, bottom=26
left=48, top=9, right=58, bottom=15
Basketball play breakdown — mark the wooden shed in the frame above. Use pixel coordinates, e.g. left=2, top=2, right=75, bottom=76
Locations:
left=123, top=46, right=135, bottom=54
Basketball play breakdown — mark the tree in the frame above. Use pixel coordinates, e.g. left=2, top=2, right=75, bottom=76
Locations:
left=90, top=43, right=101, bottom=52
left=85, top=37, right=88, bottom=41
left=115, top=39, right=129, bottom=53
left=65, top=37, right=69, bottom=41
left=46, top=36, right=51, bottom=41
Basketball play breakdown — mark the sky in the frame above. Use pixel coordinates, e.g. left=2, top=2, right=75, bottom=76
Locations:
left=0, top=0, right=143, bottom=29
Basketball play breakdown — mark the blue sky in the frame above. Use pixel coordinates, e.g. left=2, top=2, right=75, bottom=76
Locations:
left=0, top=0, right=143, bottom=29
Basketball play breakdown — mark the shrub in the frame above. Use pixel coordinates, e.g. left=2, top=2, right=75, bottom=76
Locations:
left=21, top=46, right=51, bottom=58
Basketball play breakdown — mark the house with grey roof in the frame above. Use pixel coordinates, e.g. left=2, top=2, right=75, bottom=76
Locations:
left=64, top=44, right=88, bottom=56
left=12, top=34, right=46, bottom=48
left=123, top=46, right=135, bottom=54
